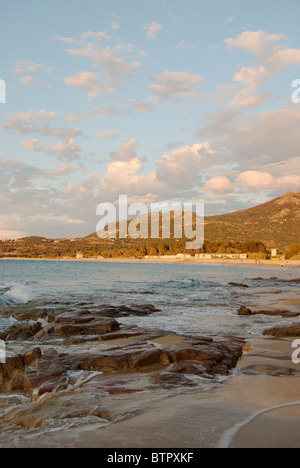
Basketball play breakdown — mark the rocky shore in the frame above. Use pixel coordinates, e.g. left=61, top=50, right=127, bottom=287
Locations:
left=0, top=302, right=244, bottom=435
left=0, top=295, right=299, bottom=448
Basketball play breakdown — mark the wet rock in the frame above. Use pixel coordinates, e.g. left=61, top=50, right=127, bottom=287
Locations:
left=169, top=363, right=212, bottom=378
left=238, top=306, right=253, bottom=316
left=34, top=317, right=120, bottom=339
left=166, top=345, right=224, bottom=363
left=63, top=345, right=171, bottom=374
left=0, top=348, right=68, bottom=399
left=24, top=349, right=68, bottom=399
left=150, top=372, right=197, bottom=388
left=0, top=387, right=117, bottom=431
left=229, top=283, right=249, bottom=288
left=52, top=318, right=120, bottom=337
left=0, top=355, right=25, bottom=392
left=0, top=322, right=42, bottom=341
left=263, top=324, right=300, bottom=338
left=62, top=328, right=145, bottom=346
left=252, top=277, right=300, bottom=283
left=93, top=303, right=161, bottom=318
left=242, top=365, right=298, bottom=377
left=63, top=337, right=243, bottom=378
left=12, top=309, right=48, bottom=321
left=254, top=310, right=300, bottom=318
left=279, top=278, right=300, bottom=283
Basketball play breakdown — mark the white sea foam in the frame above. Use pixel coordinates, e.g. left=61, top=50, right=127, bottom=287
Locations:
left=1, top=283, right=38, bottom=304
left=217, top=401, right=300, bottom=448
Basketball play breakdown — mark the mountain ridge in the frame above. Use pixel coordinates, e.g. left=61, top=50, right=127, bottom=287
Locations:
left=203, top=191, right=300, bottom=249
left=0, top=191, right=299, bottom=258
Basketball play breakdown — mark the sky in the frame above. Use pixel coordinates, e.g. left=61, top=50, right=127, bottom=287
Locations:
left=1, top=0, right=300, bottom=239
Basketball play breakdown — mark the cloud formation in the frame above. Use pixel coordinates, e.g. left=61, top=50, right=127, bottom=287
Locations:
left=148, top=71, right=204, bottom=100
left=226, top=30, right=300, bottom=108
left=144, top=22, right=164, bottom=39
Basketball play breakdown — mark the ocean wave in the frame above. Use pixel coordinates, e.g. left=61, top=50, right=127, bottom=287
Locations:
left=0, top=283, right=38, bottom=305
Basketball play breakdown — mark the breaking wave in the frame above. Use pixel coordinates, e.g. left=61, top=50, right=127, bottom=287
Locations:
left=0, top=283, right=38, bottom=305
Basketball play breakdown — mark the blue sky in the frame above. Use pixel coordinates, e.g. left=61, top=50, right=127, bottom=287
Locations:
left=1, top=0, right=300, bottom=238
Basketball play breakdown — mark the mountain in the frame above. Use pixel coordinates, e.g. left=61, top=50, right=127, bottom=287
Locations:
left=87, top=191, right=300, bottom=250
left=204, top=191, right=300, bottom=249
left=0, top=192, right=299, bottom=259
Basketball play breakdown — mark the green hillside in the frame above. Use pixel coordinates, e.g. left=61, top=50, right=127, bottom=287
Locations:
left=0, top=191, right=299, bottom=258
left=204, top=191, right=300, bottom=250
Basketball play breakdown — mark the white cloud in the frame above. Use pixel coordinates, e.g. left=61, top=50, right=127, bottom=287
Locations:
left=21, top=138, right=82, bottom=161
left=97, top=141, right=215, bottom=203
left=49, top=163, right=79, bottom=176
left=64, top=113, right=93, bottom=122
left=225, top=30, right=300, bottom=108
left=94, top=130, right=123, bottom=140
left=129, top=97, right=157, bottom=114
left=111, top=21, right=120, bottom=31
left=203, top=176, right=234, bottom=192
left=4, top=110, right=81, bottom=139
left=144, top=22, right=163, bottom=39
left=237, top=170, right=300, bottom=191
left=20, top=76, right=51, bottom=89
left=199, top=106, right=300, bottom=166
left=174, top=41, right=196, bottom=50
left=148, top=71, right=204, bottom=100
left=10, top=61, right=54, bottom=74
left=63, top=36, right=142, bottom=95
left=65, top=72, right=115, bottom=98
left=109, top=138, right=140, bottom=161
left=54, top=30, right=111, bottom=45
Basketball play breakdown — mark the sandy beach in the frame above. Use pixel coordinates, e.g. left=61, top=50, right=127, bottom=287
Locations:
left=3, top=257, right=300, bottom=269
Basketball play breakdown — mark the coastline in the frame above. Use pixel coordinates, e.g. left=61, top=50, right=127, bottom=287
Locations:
left=1, top=256, right=300, bottom=268
left=0, top=297, right=299, bottom=448
left=0, top=262, right=299, bottom=448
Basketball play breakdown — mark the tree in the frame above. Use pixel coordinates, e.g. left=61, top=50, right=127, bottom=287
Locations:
left=289, top=243, right=300, bottom=256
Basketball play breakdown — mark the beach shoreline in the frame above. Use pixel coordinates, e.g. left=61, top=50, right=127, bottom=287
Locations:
left=0, top=299, right=299, bottom=448
left=1, top=256, right=300, bottom=268
left=0, top=262, right=299, bottom=448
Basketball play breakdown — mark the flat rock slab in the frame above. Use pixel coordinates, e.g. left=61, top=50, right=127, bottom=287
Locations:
left=62, top=337, right=244, bottom=378
left=254, top=310, right=300, bottom=318
left=263, top=324, right=300, bottom=338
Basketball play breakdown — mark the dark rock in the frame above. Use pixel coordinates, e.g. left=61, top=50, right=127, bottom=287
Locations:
left=229, top=282, right=249, bottom=288
left=52, top=318, right=120, bottom=337
left=12, top=309, right=48, bottom=321
left=279, top=278, right=300, bottom=283
left=35, top=317, right=120, bottom=339
left=242, top=365, right=298, bottom=377
left=167, top=346, right=224, bottom=363
left=0, top=355, right=25, bottom=392
left=263, top=324, right=300, bottom=338
left=0, top=348, right=68, bottom=399
left=252, top=277, right=300, bottom=283
left=63, top=345, right=171, bottom=374
left=63, top=337, right=243, bottom=378
left=169, top=363, right=211, bottom=378
left=150, top=372, right=196, bottom=388
left=93, top=303, right=161, bottom=318
left=0, top=322, right=42, bottom=341
left=24, top=349, right=68, bottom=399
left=254, top=310, right=300, bottom=318
left=238, top=306, right=253, bottom=316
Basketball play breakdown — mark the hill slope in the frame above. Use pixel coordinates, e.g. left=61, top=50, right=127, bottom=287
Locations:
left=204, top=191, right=300, bottom=249
left=0, top=191, right=299, bottom=258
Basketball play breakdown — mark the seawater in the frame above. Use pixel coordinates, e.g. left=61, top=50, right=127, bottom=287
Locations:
left=0, top=259, right=299, bottom=338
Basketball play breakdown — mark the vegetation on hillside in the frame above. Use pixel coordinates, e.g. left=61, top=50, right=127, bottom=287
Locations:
left=0, top=191, right=298, bottom=259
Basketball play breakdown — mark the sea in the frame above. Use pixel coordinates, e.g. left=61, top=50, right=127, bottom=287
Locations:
left=0, top=259, right=299, bottom=339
